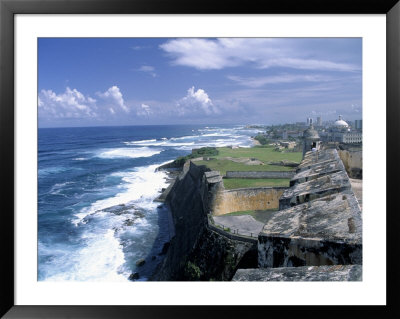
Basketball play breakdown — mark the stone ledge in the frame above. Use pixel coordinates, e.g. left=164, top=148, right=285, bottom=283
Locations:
left=232, top=265, right=362, bottom=281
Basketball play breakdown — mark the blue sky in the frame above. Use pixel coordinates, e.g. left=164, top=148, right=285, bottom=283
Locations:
left=38, top=38, right=362, bottom=128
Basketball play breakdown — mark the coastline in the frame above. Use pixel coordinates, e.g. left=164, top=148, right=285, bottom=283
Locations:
left=252, top=137, right=261, bottom=146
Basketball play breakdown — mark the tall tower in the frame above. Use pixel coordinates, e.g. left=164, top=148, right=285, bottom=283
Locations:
left=303, top=123, right=320, bottom=157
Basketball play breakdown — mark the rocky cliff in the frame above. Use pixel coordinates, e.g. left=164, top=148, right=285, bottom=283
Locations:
left=152, top=162, right=257, bottom=281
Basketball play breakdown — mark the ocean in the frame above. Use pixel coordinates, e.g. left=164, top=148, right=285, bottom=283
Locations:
left=38, top=124, right=260, bottom=281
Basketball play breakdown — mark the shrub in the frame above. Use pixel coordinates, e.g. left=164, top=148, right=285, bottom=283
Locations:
left=184, top=261, right=202, bottom=280
left=254, top=134, right=271, bottom=145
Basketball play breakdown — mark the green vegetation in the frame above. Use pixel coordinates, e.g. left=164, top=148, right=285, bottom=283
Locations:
left=217, top=146, right=302, bottom=163
left=191, top=147, right=219, bottom=157
left=254, top=134, right=271, bottom=145
left=193, top=146, right=301, bottom=176
left=194, top=159, right=293, bottom=175
left=184, top=261, right=202, bottom=280
left=223, top=178, right=290, bottom=189
left=224, top=209, right=278, bottom=224
left=161, top=147, right=219, bottom=169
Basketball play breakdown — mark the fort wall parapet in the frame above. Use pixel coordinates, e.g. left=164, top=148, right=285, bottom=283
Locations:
left=212, top=186, right=287, bottom=216
left=256, top=148, right=362, bottom=275
left=225, top=171, right=295, bottom=179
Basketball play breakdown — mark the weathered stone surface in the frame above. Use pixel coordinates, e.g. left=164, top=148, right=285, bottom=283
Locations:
left=338, top=146, right=362, bottom=179
left=213, top=187, right=287, bottom=216
left=290, top=157, right=346, bottom=186
left=232, top=265, right=362, bottom=281
left=204, top=171, right=221, bottom=179
left=280, top=170, right=351, bottom=209
left=297, top=149, right=340, bottom=171
left=349, top=178, right=362, bottom=210
left=226, top=171, right=295, bottom=179
left=259, top=191, right=362, bottom=268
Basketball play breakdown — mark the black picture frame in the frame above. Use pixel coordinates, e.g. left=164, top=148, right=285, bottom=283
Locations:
left=1, top=0, right=399, bottom=318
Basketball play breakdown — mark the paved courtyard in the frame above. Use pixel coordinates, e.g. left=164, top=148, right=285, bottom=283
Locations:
left=213, top=215, right=264, bottom=237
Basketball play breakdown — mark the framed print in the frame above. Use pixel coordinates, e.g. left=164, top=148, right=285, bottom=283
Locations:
left=1, top=0, right=399, bottom=318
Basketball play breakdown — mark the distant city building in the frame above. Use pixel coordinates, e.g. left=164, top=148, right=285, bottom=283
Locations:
left=317, top=116, right=322, bottom=126
left=319, top=115, right=362, bottom=144
left=281, top=130, right=303, bottom=139
left=307, top=118, right=313, bottom=126
left=355, top=120, right=362, bottom=131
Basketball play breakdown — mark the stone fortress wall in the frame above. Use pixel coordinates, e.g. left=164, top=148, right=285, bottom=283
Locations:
left=225, top=170, right=295, bottom=179
left=154, top=146, right=362, bottom=281
left=257, top=149, right=362, bottom=269
left=338, top=147, right=362, bottom=179
left=211, top=187, right=286, bottom=216
left=205, top=148, right=362, bottom=280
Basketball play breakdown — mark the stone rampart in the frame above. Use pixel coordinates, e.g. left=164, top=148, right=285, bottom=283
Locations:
left=232, top=265, right=362, bottom=281
left=212, top=187, right=287, bottom=216
left=256, top=148, right=362, bottom=271
left=152, top=162, right=258, bottom=281
left=338, top=148, right=362, bottom=179
left=225, top=171, right=295, bottom=179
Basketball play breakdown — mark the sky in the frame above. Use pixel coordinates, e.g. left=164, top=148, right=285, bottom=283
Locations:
left=38, top=38, right=362, bottom=128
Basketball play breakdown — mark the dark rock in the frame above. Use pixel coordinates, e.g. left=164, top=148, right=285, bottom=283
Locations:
left=128, top=272, right=139, bottom=280
left=159, top=242, right=170, bottom=255
left=151, top=256, right=156, bottom=261
left=135, top=259, right=146, bottom=267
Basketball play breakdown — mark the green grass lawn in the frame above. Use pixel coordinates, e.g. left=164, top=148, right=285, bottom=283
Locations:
left=217, top=146, right=302, bottom=163
left=223, top=209, right=278, bottom=224
left=194, top=159, right=293, bottom=175
left=192, top=145, right=301, bottom=190
left=194, top=146, right=301, bottom=176
left=222, top=178, right=290, bottom=189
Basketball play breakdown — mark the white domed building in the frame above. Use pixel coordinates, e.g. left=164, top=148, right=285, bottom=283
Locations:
left=333, top=115, right=349, bottom=130
left=320, top=115, right=362, bottom=144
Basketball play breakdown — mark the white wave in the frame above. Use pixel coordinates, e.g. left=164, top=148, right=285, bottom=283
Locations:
left=170, top=135, right=198, bottom=141
left=73, top=157, right=87, bottom=161
left=124, top=139, right=157, bottom=144
left=39, top=229, right=128, bottom=282
left=123, top=140, right=195, bottom=147
left=200, top=132, right=230, bottom=137
left=96, top=147, right=162, bottom=159
left=73, top=164, right=169, bottom=225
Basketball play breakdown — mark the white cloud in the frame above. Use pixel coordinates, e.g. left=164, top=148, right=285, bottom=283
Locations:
left=177, top=87, right=219, bottom=116
left=38, top=87, right=97, bottom=119
left=259, top=58, right=357, bottom=72
left=39, top=85, right=132, bottom=121
left=227, top=74, right=333, bottom=88
left=160, top=38, right=360, bottom=72
left=97, top=86, right=129, bottom=112
left=137, top=103, right=153, bottom=116
left=137, top=65, right=157, bottom=77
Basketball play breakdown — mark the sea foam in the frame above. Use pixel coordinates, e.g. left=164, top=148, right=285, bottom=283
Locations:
left=96, top=147, right=162, bottom=159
